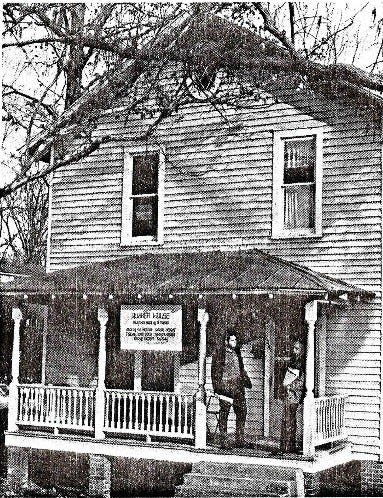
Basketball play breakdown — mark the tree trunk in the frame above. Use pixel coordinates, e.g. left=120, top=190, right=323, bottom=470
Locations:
left=65, top=4, right=86, bottom=108
left=288, top=3, right=295, bottom=47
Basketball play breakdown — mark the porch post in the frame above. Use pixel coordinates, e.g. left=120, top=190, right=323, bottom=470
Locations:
left=95, top=307, right=108, bottom=439
left=316, top=310, right=327, bottom=397
left=263, top=318, right=275, bottom=438
left=195, top=307, right=209, bottom=449
left=303, top=300, right=318, bottom=457
left=8, top=307, right=23, bottom=432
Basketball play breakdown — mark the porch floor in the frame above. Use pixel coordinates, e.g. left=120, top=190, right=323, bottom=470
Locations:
left=5, top=430, right=353, bottom=475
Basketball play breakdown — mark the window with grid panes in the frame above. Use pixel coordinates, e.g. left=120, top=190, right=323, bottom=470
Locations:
left=131, top=154, right=159, bottom=238
left=283, top=136, right=315, bottom=230
left=272, top=129, right=323, bottom=239
left=121, top=150, right=164, bottom=245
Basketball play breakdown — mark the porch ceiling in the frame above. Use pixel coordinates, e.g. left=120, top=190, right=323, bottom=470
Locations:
left=0, top=249, right=373, bottom=299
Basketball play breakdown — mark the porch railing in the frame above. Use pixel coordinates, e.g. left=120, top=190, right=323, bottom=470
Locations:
left=314, top=395, right=347, bottom=445
left=17, top=384, right=95, bottom=431
left=104, top=389, right=194, bottom=439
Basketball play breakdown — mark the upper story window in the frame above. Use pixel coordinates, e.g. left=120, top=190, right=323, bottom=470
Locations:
left=121, top=149, right=164, bottom=246
left=272, top=128, right=323, bottom=239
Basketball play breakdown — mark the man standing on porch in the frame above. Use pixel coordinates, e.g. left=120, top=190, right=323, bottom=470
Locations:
left=211, top=329, right=252, bottom=449
left=280, top=340, right=305, bottom=454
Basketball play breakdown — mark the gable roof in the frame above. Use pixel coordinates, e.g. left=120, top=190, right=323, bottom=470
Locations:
left=29, top=11, right=383, bottom=162
left=0, top=249, right=373, bottom=299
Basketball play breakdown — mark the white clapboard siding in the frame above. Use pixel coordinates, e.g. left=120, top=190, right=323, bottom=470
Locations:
left=48, top=90, right=382, bottom=458
left=179, top=344, right=264, bottom=438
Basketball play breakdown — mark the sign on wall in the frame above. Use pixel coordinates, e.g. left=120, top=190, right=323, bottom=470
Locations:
left=120, top=305, right=182, bottom=351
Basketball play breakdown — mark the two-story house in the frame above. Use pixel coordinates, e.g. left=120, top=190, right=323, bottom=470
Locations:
left=1, top=13, right=382, bottom=497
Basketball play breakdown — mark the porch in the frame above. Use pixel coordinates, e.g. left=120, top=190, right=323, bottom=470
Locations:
left=2, top=249, right=372, bottom=466
left=7, top=298, right=349, bottom=459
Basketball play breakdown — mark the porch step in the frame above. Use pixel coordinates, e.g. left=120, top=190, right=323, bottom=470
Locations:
left=175, top=462, right=304, bottom=497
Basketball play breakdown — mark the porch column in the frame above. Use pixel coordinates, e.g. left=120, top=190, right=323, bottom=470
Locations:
left=8, top=307, right=23, bottom=432
left=95, top=307, right=108, bottom=440
left=316, top=310, right=327, bottom=397
left=263, top=318, right=275, bottom=438
left=195, top=307, right=209, bottom=449
left=303, top=300, right=318, bottom=457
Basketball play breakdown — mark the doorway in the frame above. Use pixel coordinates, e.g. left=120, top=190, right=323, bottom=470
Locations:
left=19, top=304, right=48, bottom=384
left=263, top=302, right=305, bottom=448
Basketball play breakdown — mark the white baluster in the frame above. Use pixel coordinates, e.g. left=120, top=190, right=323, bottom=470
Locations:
left=128, top=393, right=133, bottom=430
left=33, top=388, right=37, bottom=423
left=19, top=387, right=23, bottom=423
left=38, top=388, right=44, bottom=423
left=105, top=391, right=110, bottom=429
left=147, top=393, right=151, bottom=432
left=60, top=389, right=64, bottom=425
left=84, top=391, right=89, bottom=427
left=135, top=393, right=139, bottom=430
left=159, top=395, right=164, bottom=432
left=20, top=387, right=25, bottom=422
left=111, top=392, right=116, bottom=428
left=178, top=395, right=182, bottom=433
left=73, top=389, right=78, bottom=426
left=54, top=388, right=59, bottom=426
left=34, top=388, right=39, bottom=423
left=152, top=393, right=158, bottom=431
left=117, top=392, right=122, bottom=429
left=39, top=387, right=46, bottom=423
left=69, top=389, right=73, bottom=426
left=27, top=387, right=31, bottom=423
left=27, top=388, right=31, bottom=423
left=25, top=388, right=29, bottom=423
left=123, top=393, right=127, bottom=430
left=45, top=388, right=49, bottom=425
left=32, top=387, right=36, bottom=423
left=60, top=389, right=65, bottom=425
left=165, top=395, right=170, bottom=433
left=171, top=395, right=176, bottom=433
left=181, top=396, right=185, bottom=434
left=141, top=393, right=145, bottom=431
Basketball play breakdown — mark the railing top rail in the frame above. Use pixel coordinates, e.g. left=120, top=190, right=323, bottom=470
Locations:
left=314, top=394, right=348, bottom=402
left=104, top=388, right=193, bottom=397
left=18, top=383, right=95, bottom=392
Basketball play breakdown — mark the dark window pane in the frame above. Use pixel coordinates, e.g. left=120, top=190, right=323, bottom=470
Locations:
left=142, top=352, right=174, bottom=392
left=284, top=184, right=315, bottom=229
left=132, top=154, right=159, bottom=195
left=132, top=196, right=158, bottom=237
left=284, top=137, right=315, bottom=184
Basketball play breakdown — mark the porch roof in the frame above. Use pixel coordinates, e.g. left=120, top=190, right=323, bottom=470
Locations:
left=0, top=249, right=373, bottom=299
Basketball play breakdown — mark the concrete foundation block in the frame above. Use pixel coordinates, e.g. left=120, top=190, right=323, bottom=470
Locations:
left=7, top=446, right=29, bottom=494
left=361, top=460, right=383, bottom=496
left=89, top=454, right=111, bottom=498
left=304, top=472, right=320, bottom=497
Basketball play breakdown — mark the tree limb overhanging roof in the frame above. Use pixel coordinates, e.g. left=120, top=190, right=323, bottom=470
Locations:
left=0, top=249, right=374, bottom=299
left=27, top=11, right=383, bottom=164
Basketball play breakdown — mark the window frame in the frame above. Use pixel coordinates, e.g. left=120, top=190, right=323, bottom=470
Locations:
left=272, top=128, right=323, bottom=239
left=121, top=147, right=165, bottom=246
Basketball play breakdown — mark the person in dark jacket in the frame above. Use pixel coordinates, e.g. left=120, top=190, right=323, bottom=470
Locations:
left=280, top=340, right=305, bottom=453
left=211, top=329, right=252, bottom=448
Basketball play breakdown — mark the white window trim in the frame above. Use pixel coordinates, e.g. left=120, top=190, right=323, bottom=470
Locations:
left=121, top=147, right=165, bottom=246
left=272, top=127, right=323, bottom=239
